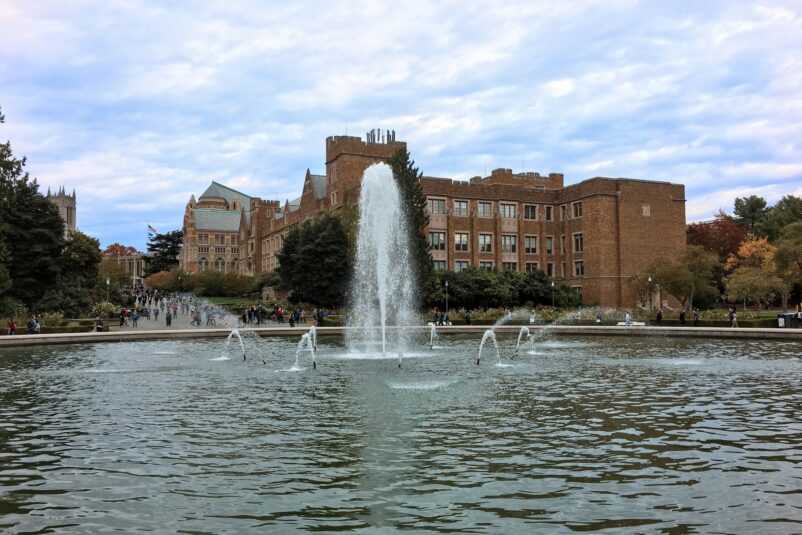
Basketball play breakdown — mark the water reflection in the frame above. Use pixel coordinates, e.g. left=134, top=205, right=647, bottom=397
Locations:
left=1, top=336, right=801, bottom=532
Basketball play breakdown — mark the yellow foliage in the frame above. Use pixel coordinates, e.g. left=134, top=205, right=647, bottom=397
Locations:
left=725, top=235, right=776, bottom=272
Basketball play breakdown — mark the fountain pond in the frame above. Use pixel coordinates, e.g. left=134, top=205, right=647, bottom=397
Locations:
left=2, top=333, right=801, bottom=533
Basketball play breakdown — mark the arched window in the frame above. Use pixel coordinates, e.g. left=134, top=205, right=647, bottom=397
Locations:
left=215, top=258, right=226, bottom=272
left=198, top=258, right=208, bottom=272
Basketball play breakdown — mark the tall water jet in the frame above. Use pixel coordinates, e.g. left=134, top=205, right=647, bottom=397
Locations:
left=308, top=325, right=317, bottom=352
left=476, top=330, right=500, bottom=366
left=347, top=164, right=415, bottom=356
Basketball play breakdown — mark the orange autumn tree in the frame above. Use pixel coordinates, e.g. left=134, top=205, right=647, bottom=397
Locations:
left=724, top=235, right=787, bottom=309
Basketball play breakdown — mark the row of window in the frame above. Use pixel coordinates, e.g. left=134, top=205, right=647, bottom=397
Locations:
left=429, top=232, right=583, bottom=254
left=198, top=234, right=238, bottom=246
left=426, top=199, right=582, bottom=220
left=433, top=259, right=585, bottom=276
left=197, top=258, right=238, bottom=272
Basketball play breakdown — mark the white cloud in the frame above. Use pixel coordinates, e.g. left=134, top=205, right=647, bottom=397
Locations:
left=1, top=0, right=801, bottom=249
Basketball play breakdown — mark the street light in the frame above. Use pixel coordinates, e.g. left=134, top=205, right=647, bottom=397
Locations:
left=178, top=276, right=182, bottom=292
left=551, top=281, right=555, bottom=307
left=445, top=280, right=449, bottom=315
left=106, top=278, right=110, bottom=302
left=647, top=276, right=652, bottom=310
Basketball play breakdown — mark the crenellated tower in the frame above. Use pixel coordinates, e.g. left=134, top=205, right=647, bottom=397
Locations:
left=47, top=186, right=77, bottom=237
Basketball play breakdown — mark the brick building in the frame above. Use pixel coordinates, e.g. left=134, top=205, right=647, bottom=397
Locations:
left=180, top=130, right=686, bottom=307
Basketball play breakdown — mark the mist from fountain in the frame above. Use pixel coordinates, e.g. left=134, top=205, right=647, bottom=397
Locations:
left=347, top=163, right=415, bottom=357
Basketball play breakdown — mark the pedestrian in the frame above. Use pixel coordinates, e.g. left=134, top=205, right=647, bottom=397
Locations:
left=731, top=310, right=738, bottom=328
left=289, top=313, right=295, bottom=327
left=693, top=308, right=699, bottom=327
left=94, top=316, right=104, bottom=332
left=464, top=310, right=472, bottom=326
left=679, top=309, right=686, bottom=326
left=7, top=318, right=16, bottom=335
left=132, top=310, right=139, bottom=327
left=655, top=308, right=662, bottom=325
left=624, top=312, right=632, bottom=326
left=166, top=310, right=172, bottom=327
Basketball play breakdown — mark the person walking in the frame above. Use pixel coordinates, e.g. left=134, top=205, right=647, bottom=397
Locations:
left=655, top=308, right=663, bottom=325
left=94, top=316, right=104, bottom=332
left=693, top=308, right=699, bottom=327
left=731, top=309, right=738, bottom=328
left=679, top=309, right=686, bottom=326
left=166, top=310, right=172, bottom=327
left=7, top=318, right=16, bottom=335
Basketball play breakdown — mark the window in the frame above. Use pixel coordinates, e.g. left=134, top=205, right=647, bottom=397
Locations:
left=231, top=259, right=238, bottom=272
left=214, top=247, right=227, bottom=254
left=479, top=234, right=493, bottom=253
left=572, top=202, right=583, bottom=218
left=453, top=200, right=468, bottom=216
left=524, top=236, right=538, bottom=254
left=433, top=260, right=446, bottom=271
left=559, top=205, right=567, bottom=220
left=198, top=246, right=209, bottom=253
left=561, top=262, right=566, bottom=277
left=501, top=235, right=517, bottom=253
left=546, top=263, right=554, bottom=277
left=249, top=242, right=255, bottom=253
left=479, top=261, right=494, bottom=271
left=427, top=198, right=446, bottom=214
left=546, top=236, right=554, bottom=255
left=215, top=258, right=226, bottom=272
left=454, top=232, right=469, bottom=251
left=230, top=235, right=238, bottom=245
left=500, top=203, right=516, bottom=219
left=524, top=205, right=538, bottom=220
left=545, top=206, right=553, bottom=221
left=455, top=260, right=469, bottom=272
left=478, top=202, right=493, bottom=218
left=214, top=234, right=225, bottom=245
left=230, top=247, right=239, bottom=254
left=525, top=262, right=539, bottom=273
left=428, top=232, right=446, bottom=250
left=198, top=257, right=208, bottom=272
left=199, top=234, right=209, bottom=245
left=573, top=233, right=583, bottom=252
left=502, top=262, right=518, bottom=271
left=642, top=204, right=651, bottom=217
left=574, top=260, right=585, bottom=276
left=560, top=235, right=566, bottom=255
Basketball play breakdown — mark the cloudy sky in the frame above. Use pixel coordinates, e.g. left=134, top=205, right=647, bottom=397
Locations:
left=2, top=1, right=801, bottom=250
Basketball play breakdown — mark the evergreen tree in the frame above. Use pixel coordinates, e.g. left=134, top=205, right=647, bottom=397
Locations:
left=733, top=195, right=769, bottom=233
left=145, top=230, right=183, bottom=275
left=38, top=231, right=104, bottom=316
left=759, top=195, right=802, bottom=241
left=388, top=148, right=434, bottom=302
left=276, top=213, right=351, bottom=307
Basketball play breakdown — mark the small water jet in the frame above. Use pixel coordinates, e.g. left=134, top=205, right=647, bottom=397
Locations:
left=293, top=333, right=316, bottom=370
left=429, top=323, right=439, bottom=349
left=308, top=325, right=318, bottom=353
left=513, top=326, right=530, bottom=359
left=476, top=330, right=500, bottom=366
left=224, top=329, right=246, bottom=360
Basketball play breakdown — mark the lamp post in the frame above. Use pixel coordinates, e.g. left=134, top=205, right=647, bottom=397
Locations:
left=551, top=281, right=555, bottom=307
left=106, top=278, right=110, bottom=302
left=178, top=276, right=182, bottom=292
left=647, top=276, right=652, bottom=310
left=445, top=280, right=449, bottom=315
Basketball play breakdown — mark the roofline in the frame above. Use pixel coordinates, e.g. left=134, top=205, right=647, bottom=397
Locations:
left=203, top=180, right=254, bottom=200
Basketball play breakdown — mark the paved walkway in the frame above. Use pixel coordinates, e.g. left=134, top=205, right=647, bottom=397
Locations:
left=109, top=310, right=315, bottom=332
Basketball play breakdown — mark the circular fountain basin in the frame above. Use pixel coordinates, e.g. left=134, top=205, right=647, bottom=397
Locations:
left=1, top=334, right=801, bottom=532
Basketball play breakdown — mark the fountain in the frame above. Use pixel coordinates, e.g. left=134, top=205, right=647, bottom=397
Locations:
left=308, top=325, right=318, bottom=352
left=347, top=163, right=415, bottom=361
left=293, top=333, right=316, bottom=370
left=429, top=323, right=439, bottom=349
left=476, top=329, right=500, bottom=366
left=224, top=329, right=247, bottom=360
left=513, top=326, right=530, bottom=358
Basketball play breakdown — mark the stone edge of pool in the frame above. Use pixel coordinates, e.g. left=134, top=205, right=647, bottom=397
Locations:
left=1, top=325, right=802, bottom=348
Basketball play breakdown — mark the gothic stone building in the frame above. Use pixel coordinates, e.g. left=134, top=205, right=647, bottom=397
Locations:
left=180, top=131, right=686, bottom=308
left=47, top=186, right=77, bottom=237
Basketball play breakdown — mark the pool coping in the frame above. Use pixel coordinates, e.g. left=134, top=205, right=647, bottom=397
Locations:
left=2, top=324, right=802, bottom=348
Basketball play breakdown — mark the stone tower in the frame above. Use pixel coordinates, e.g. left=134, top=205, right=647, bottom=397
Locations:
left=47, top=186, right=77, bottom=237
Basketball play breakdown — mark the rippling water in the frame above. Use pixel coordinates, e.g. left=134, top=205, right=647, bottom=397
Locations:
left=1, top=335, right=801, bottom=533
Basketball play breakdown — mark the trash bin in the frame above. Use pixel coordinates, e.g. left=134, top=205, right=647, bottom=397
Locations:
left=778, top=313, right=793, bottom=328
